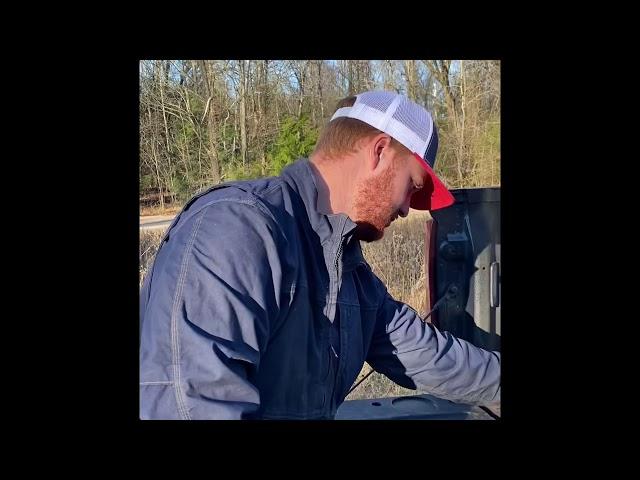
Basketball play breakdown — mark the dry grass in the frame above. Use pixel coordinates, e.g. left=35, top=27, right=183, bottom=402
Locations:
left=361, top=210, right=430, bottom=316
left=139, top=229, right=165, bottom=288
left=139, top=204, right=182, bottom=217
left=139, top=210, right=433, bottom=400
left=346, top=211, right=431, bottom=400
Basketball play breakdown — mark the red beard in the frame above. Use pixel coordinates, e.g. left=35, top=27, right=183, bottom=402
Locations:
left=352, top=163, right=398, bottom=242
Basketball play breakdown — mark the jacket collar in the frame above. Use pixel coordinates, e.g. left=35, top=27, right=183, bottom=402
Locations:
left=281, top=158, right=359, bottom=249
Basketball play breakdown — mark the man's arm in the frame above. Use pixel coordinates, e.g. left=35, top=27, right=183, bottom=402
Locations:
left=146, top=199, right=288, bottom=419
left=366, top=275, right=500, bottom=406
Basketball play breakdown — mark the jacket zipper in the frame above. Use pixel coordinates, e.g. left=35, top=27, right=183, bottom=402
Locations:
left=328, top=235, right=345, bottom=412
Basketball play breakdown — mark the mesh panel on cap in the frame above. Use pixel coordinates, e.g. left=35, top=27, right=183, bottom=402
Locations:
left=334, top=90, right=435, bottom=158
left=392, top=99, right=431, bottom=143
left=356, top=91, right=396, bottom=113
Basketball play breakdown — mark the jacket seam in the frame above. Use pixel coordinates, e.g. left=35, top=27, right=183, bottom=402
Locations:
left=170, top=208, right=207, bottom=420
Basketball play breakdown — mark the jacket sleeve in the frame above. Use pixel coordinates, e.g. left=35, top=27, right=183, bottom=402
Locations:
left=169, top=199, right=288, bottom=419
left=365, top=274, right=500, bottom=406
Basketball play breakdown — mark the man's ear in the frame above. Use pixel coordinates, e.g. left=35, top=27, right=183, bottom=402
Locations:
left=368, top=134, right=392, bottom=173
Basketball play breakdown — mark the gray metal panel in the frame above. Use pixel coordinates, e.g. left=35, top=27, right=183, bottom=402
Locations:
left=430, top=187, right=501, bottom=351
left=335, top=394, right=494, bottom=420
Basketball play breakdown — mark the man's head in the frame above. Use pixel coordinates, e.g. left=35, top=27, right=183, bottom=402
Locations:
left=310, top=91, right=454, bottom=242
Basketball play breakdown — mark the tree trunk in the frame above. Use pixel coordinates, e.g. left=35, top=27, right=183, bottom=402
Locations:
left=293, top=60, right=308, bottom=118
left=425, top=60, right=459, bottom=120
left=149, top=108, right=165, bottom=210
left=404, top=60, right=418, bottom=101
left=258, top=60, right=268, bottom=174
left=159, top=67, right=172, bottom=155
left=317, top=60, right=324, bottom=122
left=239, top=60, right=248, bottom=170
left=383, top=60, right=397, bottom=91
left=199, top=60, right=220, bottom=184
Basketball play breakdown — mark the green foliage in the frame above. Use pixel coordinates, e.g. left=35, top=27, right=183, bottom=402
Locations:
left=171, top=171, right=194, bottom=203
left=217, top=123, right=239, bottom=168
left=225, top=161, right=264, bottom=181
left=140, top=173, right=156, bottom=191
left=139, top=60, right=501, bottom=211
left=266, top=115, right=318, bottom=176
left=222, top=115, right=319, bottom=181
left=482, top=117, right=500, bottom=151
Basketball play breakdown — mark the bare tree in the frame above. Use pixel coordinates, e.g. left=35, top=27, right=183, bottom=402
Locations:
left=382, top=60, right=399, bottom=91
left=288, top=60, right=310, bottom=118
left=403, top=60, right=419, bottom=101
left=255, top=60, right=269, bottom=174
left=139, top=59, right=500, bottom=211
left=424, top=60, right=460, bottom=119
left=315, top=60, right=324, bottom=124
left=199, top=60, right=221, bottom=185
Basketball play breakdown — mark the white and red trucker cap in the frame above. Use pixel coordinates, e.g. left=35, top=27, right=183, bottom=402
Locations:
left=330, top=90, right=455, bottom=211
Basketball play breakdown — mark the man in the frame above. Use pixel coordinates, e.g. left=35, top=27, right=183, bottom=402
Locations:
left=139, top=90, right=501, bottom=420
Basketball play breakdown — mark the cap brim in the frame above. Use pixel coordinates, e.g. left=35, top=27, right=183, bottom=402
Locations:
left=409, top=152, right=455, bottom=211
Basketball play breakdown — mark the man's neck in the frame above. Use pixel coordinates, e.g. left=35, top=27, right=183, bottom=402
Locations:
left=309, top=154, right=357, bottom=216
